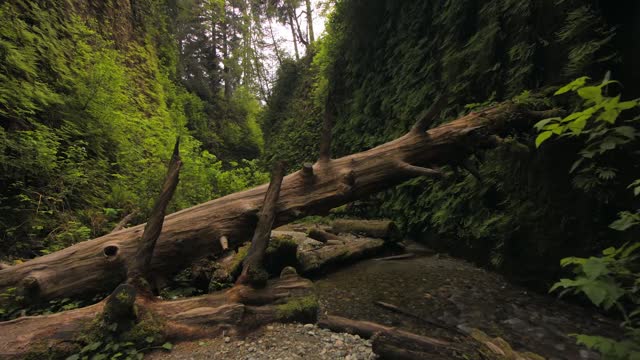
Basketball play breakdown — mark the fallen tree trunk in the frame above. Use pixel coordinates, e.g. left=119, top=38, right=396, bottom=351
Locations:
left=330, top=219, right=399, bottom=240
left=0, top=270, right=315, bottom=359
left=297, top=235, right=386, bottom=274
left=0, top=102, right=559, bottom=302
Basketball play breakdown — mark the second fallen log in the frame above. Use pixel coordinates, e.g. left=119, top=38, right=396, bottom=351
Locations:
left=330, top=219, right=399, bottom=240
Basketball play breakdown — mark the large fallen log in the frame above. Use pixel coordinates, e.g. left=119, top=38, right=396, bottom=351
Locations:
left=330, top=219, right=399, bottom=240
left=0, top=270, right=315, bottom=359
left=0, top=154, right=318, bottom=359
left=0, top=102, right=559, bottom=302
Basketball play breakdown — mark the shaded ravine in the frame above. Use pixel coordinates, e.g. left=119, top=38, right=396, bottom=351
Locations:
left=314, top=242, right=621, bottom=360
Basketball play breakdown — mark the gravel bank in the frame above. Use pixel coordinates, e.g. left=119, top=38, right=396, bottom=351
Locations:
left=147, top=323, right=377, bottom=360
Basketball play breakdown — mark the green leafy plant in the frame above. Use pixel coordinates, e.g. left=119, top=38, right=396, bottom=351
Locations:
left=551, top=241, right=640, bottom=359
left=65, top=337, right=173, bottom=360
left=543, top=77, right=640, bottom=359
left=534, top=76, right=639, bottom=185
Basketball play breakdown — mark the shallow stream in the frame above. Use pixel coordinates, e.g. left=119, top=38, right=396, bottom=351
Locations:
left=313, top=242, right=620, bottom=360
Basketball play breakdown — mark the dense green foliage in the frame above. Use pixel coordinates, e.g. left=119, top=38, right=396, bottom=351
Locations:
left=0, top=0, right=268, bottom=259
left=539, top=79, right=640, bottom=359
left=263, top=0, right=640, bottom=286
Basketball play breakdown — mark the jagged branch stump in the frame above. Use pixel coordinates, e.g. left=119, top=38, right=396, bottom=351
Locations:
left=237, top=162, right=285, bottom=287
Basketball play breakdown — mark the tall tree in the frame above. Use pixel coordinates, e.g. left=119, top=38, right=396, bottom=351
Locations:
left=305, top=0, right=314, bottom=43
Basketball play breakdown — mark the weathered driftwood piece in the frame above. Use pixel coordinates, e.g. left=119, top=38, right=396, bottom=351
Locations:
left=318, top=315, right=462, bottom=358
left=0, top=102, right=560, bottom=302
left=0, top=271, right=314, bottom=359
left=237, top=163, right=285, bottom=287
left=307, top=228, right=341, bottom=243
left=330, top=219, right=399, bottom=240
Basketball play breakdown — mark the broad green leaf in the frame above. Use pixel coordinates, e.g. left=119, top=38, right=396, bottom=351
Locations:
left=533, top=118, right=555, bottom=130
left=561, top=111, right=587, bottom=122
left=582, top=283, right=607, bottom=306
left=597, top=108, right=621, bottom=123
left=554, top=76, right=589, bottom=95
left=569, top=158, right=584, bottom=173
left=577, top=86, right=602, bottom=102
left=599, top=137, right=618, bottom=151
left=621, top=242, right=640, bottom=258
left=582, top=258, right=609, bottom=279
left=535, top=131, right=553, bottom=148
left=568, top=117, right=587, bottom=134
left=81, top=342, right=102, bottom=353
left=610, top=212, right=640, bottom=231
left=552, top=124, right=566, bottom=135
left=560, top=257, right=586, bottom=267
left=162, top=342, right=173, bottom=350
left=614, top=126, right=637, bottom=140
left=618, top=99, right=640, bottom=110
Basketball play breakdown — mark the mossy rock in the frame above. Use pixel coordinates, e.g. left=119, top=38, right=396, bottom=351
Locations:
left=276, top=295, right=319, bottom=324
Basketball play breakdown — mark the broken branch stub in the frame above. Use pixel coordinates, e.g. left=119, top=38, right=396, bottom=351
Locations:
left=237, top=162, right=286, bottom=287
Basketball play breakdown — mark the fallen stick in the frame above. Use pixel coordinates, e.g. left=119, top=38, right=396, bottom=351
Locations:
left=373, top=253, right=415, bottom=261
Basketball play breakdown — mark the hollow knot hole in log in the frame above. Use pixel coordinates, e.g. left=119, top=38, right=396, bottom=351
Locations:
left=103, top=245, right=119, bottom=258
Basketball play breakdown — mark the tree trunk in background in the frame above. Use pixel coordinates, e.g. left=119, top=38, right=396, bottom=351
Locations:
left=305, top=0, right=314, bottom=43
left=289, top=11, right=299, bottom=60
left=268, top=18, right=284, bottom=66
left=0, top=102, right=560, bottom=303
left=222, top=1, right=232, bottom=99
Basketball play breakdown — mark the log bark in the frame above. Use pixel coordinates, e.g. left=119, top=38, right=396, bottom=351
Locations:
left=0, top=102, right=560, bottom=302
left=330, top=219, right=399, bottom=240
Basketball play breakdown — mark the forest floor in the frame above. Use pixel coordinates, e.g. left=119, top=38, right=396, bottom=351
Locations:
left=148, top=233, right=619, bottom=360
